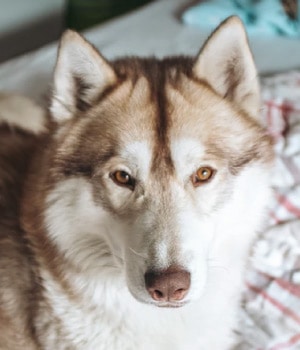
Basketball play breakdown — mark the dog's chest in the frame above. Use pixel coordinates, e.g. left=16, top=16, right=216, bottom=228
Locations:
left=35, top=271, right=137, bottom=349
left=35, top=271, right=229, bottom=350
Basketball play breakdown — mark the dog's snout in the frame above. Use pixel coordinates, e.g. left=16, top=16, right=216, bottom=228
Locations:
left=144, top=266, right=190, bottom=302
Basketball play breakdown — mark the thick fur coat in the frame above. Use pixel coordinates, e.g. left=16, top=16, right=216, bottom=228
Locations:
left=0, top=17, right=273, bottom=349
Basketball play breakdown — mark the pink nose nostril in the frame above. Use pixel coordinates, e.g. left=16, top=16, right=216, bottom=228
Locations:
left=144, top=266, right=190, bottom=302
left=152, top=290, right=164, bottom=301
left=173, top=288, right=186, bottom=301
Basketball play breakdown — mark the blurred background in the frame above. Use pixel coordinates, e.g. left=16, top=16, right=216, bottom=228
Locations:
left=0, top=0, right=154, bottom=62
left=0, top=0, right=297, bottom=63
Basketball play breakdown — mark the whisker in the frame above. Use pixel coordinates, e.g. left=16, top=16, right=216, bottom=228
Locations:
left=129, top=247, right=147, bottom=260
left=111, top=252, right=124, bottom=263
left=207, top=256, right=229, bottom=271
left=208, top=265, right=230, bottom=273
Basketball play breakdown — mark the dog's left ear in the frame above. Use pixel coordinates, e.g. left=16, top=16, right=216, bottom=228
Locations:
left=50, top=30, right=117, bottom=122
left=193, top=16, right=260, bottom=119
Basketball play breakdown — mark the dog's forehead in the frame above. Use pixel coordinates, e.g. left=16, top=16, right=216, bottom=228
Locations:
left=62, top=57, right=268, bottom=181
left=92, top=58, right=236, bottom=145
left=90, top=58, right=217, bottom=152
left=91, top=78, right=155, bottom=142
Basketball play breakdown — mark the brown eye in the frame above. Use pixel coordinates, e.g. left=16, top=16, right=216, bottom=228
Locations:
left=191, top=167, right=214, bottom=187
left=111, top=170, right=135, bottom=190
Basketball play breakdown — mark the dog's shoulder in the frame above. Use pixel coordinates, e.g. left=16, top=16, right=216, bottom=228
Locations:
left=0, top=125, right=39, bottom=349
left=0, top=228, right=39, bottom=349
left=0, top=93, right=47, bottom=221
left=0, top=94, right=46, bottom=349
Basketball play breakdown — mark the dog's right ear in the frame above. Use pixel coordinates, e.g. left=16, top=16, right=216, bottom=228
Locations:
left=50, top=30, right=117, bottom=122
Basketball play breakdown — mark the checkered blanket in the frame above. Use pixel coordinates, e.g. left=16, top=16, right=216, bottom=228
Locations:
left=237, top=71, right=300, bottom=349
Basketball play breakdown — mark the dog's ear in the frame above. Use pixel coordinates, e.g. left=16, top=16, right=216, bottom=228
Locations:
left=50, top=30, right=117, bottom=122
left=193, top=16, right=260, bottom=119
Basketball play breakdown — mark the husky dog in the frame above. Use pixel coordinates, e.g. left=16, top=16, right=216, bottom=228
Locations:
left=0, top=17, right=273, bottom=350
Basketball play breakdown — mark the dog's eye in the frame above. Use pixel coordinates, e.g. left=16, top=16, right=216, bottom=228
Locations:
left=191, top=167, right=215, bottom=187
left=110, top=170, right=135, bottom=190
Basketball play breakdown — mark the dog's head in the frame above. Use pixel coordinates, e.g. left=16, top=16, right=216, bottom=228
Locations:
left=44, top=17, right=273, bottom=308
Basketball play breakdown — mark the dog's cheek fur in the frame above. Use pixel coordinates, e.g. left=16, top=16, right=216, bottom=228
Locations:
left=45, top=178, right=121, bottom=270
left=209, top=163, right=273, bottom=273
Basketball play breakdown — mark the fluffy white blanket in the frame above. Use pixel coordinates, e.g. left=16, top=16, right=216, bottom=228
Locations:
left=237, top=71, right=300, bottom=350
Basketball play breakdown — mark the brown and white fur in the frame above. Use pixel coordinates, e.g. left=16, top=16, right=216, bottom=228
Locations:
left=0, top=17, right=274, bottom=350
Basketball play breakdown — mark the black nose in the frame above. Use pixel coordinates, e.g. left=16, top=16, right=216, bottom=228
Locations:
left=144, top=266, right=190, bottom=302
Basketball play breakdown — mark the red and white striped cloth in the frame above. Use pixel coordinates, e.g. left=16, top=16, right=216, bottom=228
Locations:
left=237, top=71, right=300, bottom=350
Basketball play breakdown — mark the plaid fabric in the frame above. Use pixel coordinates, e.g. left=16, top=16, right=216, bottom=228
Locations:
left=237, top=71, right=300, bottom=349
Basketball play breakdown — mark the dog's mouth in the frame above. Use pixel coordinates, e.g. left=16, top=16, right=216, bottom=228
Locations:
left=152, top=300, right=189, bottom=308
left=129, top=289, right=189, bottom=308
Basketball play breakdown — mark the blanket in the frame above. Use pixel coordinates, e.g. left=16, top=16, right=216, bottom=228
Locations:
left=182, top=0, right=299, bottom=37
left=237, top=71, right=300, bottom=349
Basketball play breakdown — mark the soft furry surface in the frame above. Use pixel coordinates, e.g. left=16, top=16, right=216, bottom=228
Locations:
left=0, top=18, right=274, bottom=350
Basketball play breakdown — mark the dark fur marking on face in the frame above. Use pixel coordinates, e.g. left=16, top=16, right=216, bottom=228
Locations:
left=149, top=60, right=173, bottom=172
left=54, top=146, right=117, bottom=179
left=112, top=57, right=177, bottom=173
left=62, top=162, right=93, bottom=177
left=112, top=57, right=198, bottom=174
left=207, top=131, right=274, bottom=176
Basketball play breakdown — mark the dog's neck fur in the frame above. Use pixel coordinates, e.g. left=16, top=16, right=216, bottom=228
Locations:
left=19, top=128, right=270, bottom=350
